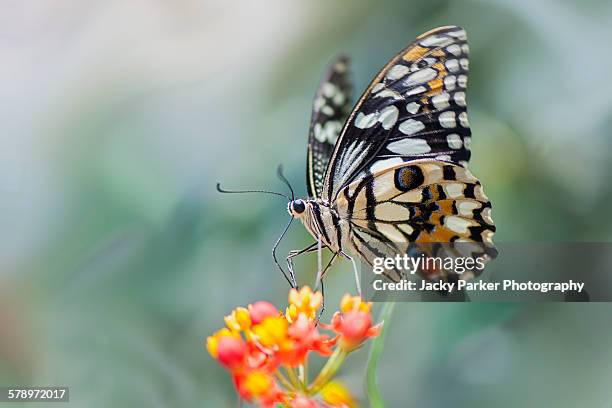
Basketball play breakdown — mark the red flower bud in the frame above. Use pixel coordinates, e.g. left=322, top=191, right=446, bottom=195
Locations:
left=332, top=310, right=380, bottom=351
left=248, top=301, right=279, bottom=325
left=216, top=336, right=247, bottom=371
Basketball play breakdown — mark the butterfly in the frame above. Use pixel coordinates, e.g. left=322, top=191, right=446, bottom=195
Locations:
left=284, top=26, right=496, bottom=292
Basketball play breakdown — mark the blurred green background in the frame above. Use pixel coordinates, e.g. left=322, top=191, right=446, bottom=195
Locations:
left=2, top=0, right=612, bottom=407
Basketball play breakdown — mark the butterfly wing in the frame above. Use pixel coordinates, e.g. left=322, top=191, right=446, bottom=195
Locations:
left=322, top=26, right=472, bottom=202
left=306, top=56, right=353, bottom=199
left=336, top=160, right=496, bottom=282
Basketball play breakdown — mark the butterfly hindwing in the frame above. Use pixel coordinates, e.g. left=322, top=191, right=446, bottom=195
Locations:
left=307, top=56, right=353, bottom=199
left=322, top=26, right=472, bottom=202
left=336, top=160, right=496, bottom=281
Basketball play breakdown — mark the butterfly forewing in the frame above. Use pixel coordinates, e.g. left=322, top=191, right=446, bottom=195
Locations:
left=306, top=56, right=353, bottom=199
left=322, top=26, right=472, bottom=202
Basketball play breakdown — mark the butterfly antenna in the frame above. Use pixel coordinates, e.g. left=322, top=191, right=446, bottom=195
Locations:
left=276, top=165, right=295, bottom=201
left=216, top=183, right=290, bottom=200
left=272, top=215, right=297, bottom=288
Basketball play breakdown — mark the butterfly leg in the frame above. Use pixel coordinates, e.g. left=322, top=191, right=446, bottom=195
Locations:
left=315, top=253, right=337, bottom=322
left=340, top=251, right=362, bottom=297
left=286, top=242, right=319, bottom=287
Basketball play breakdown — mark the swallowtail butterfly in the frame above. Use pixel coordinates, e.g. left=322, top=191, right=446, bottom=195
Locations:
left=285, top=26, right=496, bottom=291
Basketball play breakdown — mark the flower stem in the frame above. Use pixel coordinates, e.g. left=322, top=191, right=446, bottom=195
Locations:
left=299, top=359, right=309, bottom=386
left=275, top=370, right=294, bottom=390
left=308, top=347, right=348, bottom=394
left=365, top=301, right=395, bottom=408
left=285, top=367, right=302, bottom=391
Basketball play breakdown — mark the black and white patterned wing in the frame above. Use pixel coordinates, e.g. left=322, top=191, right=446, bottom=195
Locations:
left=322, top=26, right=472, bottom=202
left=336, top=160, right=496, bottom=282
left=306, top=56, right=353, bottom=199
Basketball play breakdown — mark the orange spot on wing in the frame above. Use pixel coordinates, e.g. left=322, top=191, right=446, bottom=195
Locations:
left=403, top=46, right=428, bottom=62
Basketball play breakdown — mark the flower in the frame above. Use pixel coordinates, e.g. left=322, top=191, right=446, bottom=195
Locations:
left=206, top=288, right=380, bottom=407
left=206, top=328, right=239, bottom=358
left=339, top=294, right=371, bottom=314
left=216, top=336, right=247, bottom=371
left=249, top=301, right=279, bottom=325
left=224, top=307, right=251, bottom=332
left=286, top=286, right=323, bottom=322
left=235, top=370, right=285, bottom=407
left=331, top=311, right=381, bottom=351
left=290, top=394, right=321, bottom=407
left=321, top=381, right=357, bottom=408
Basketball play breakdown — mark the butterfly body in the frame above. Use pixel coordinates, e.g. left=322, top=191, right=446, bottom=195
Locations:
left=289, top=198, right=349, bottom=254
left=291, top=26, right=495, bottom=285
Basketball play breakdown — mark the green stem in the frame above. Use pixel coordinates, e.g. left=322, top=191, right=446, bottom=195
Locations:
left=275, top=370, right=294, bottom=390
left=365, top=302, right=395, bottom=408
left=308, top=347, right=348, bottom=394
left=285, top=367, right=303, bottom=391
left=299, top=359, right=309, bottom=386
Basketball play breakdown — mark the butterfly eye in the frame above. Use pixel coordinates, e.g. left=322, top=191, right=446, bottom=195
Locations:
left=292, top=200, right=306, bottom=214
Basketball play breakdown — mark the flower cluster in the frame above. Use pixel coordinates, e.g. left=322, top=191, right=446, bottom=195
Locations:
left=206, top=287, right=381, bottom=407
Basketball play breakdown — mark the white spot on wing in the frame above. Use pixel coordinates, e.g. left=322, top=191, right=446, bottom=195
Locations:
left=439, top=111, right=456, bottom=128
left=406, top=102, right=420, bottom=114
left=375, top=202, right=411, bottom=221
left=370, top=157, right=403, bottom=173
left=447, top=29, right=467, bottom=41
left=321, top=82, right=338, bottom=98
left=445, top=59, right=460, bottom=73
left=445, top=216, right=472, bottom=233
left=419, top=34, right=453, bottom=47
left=406, top=86, right=427, bottom=96
left=447, top=133, right=463, bottom=149
left=458, top=112, right=469, bottom=128
left=387, top=65, right=410, bottom=80
left=387, top=138, right=431, bottom=154
left=457, top=75, right=468, bottom=88
left=374, top=89, right=402, bottom=100
left=398, top=119, right=425, bottom=135
left=458, top=201, right=480, bottom=216
left=379, top=106, right=399, bottom=130
left=454, top=91, right=466, bottom=107
left=446, top=44, right=461, bottom=56
left=355, top=112, right=378, bottom=129
left=432, top=93, right=450, bottom=110
left=404, top=68, right=437, bottom=87
left=372, top=83, right=385, bottom=93
left=445, top=183, right=464, bottom=198
left=464, top=136, right=472, bottom=149
left=481, top=207, right=494, bottom=224
left=444, top=76, right=456, bottom=91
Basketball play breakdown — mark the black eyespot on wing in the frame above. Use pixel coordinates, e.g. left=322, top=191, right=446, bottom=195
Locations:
left=394, top=165, right=425, bottom=191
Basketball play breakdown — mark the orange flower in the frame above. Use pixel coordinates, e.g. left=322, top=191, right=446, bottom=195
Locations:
left=340, top=294, right=371, bottom=314
left=249, top=301, right=279, bottom=325
left=225, top=307, right=251, bottom=332
left=286, top=286, right=323, bottom=322
left=206, top=328, right=239, bottom=358
left=331, top=310, right=381, bottom=351
left=235, top=370, right=285, bottom=407
left=206, top=289, right=382, bottom=407
left=252, top=316, right=291, bottom=350
left=321, top=381, right=357, bottom=408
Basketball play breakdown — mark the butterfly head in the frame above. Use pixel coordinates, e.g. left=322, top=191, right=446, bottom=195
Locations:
left=287, top=199, right=307, bottom=217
